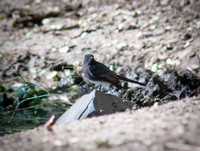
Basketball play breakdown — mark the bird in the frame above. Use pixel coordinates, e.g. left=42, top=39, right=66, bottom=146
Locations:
left=82, top=54, right=145, bottom=89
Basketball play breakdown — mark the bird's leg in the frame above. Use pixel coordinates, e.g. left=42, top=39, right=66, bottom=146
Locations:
left=96, top=85, right=102, bottom=91
left=123, top=82, right=129, bottom=89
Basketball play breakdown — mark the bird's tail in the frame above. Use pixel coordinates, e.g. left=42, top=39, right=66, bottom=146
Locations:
left=118, top=75, right=146, bottom=86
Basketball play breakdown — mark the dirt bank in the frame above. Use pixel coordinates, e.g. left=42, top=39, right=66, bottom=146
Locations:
left=1, top=97, right=200, bottom=151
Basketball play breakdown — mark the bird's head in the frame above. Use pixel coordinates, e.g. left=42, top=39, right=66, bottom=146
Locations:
left=84, top=54, right=95, bottom=64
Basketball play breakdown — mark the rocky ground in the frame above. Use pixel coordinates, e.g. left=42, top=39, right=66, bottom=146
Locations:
left=0, top=0, right=200, bottom=150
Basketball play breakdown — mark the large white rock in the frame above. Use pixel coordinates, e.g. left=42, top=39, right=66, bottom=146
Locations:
left=56, top=90, right=133, bottom=124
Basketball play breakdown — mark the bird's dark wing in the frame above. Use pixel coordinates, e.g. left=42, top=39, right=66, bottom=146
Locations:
left=88, top=62, right=120, bottom=85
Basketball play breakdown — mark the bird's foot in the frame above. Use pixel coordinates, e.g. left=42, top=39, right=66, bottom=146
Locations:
left=96, top=85, right=102, bottom=91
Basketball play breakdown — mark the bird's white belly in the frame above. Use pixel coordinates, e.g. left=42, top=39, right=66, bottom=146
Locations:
left=89, top=79, right=111, bottom=89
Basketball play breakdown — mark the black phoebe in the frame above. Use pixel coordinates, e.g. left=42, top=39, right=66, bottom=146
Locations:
left=83, top=54, right=145, bottom=89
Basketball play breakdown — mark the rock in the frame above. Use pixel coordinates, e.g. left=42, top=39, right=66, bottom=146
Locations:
left=56, top=90, right=133, bottom=124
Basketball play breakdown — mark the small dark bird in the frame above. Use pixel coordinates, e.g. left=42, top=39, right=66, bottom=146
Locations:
left=83, top=54, right=145, bottom=89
